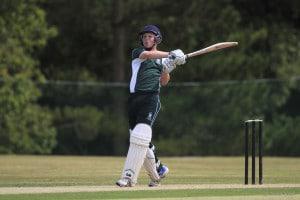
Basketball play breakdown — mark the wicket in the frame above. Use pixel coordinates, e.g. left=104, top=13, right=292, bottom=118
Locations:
left=244, top=119, right=263, bottom=185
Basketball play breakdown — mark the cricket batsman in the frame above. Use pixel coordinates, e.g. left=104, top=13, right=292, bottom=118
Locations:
left=116, top=25, right=186, bottom=187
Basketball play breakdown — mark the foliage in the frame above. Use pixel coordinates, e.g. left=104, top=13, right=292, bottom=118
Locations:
left=265, top=115, right=300, bottom=156
left=40, top=0, right=300, bottom=82
left=52, top=106, right=103, bottom=154
left=36, top=79, right=300, bottom=156
left=37, top=0, right=300, bottom=156
left=156, top=80, right=293, bottom=156
left=0, top=0, right=57, bottom=154
left=1, top=0, right=300, bottom=155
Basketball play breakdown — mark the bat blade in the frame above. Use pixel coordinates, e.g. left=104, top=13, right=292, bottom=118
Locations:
left=185, top=42, right=238, bottom=59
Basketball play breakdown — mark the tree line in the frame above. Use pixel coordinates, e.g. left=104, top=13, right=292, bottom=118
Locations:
left=0, top=0, right=299, bottom=155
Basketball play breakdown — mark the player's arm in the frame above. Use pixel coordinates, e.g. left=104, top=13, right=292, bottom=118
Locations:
left=160, top=72, right=170, bottom=86
left=139, top=50, right=169, bottom=59
left=140, top=49, right=186, bottom=66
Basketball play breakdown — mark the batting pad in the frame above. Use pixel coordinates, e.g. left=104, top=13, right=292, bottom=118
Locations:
left=144, top=147, right=160, bottom=181
left=121, top=123, right=152, bottom=184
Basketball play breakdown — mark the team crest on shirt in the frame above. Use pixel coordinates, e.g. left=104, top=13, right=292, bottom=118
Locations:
left=146, top=112, right=153, bottom=121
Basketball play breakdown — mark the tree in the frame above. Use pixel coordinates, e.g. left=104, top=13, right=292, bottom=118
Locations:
left=0, top=0, right=57, bottom=154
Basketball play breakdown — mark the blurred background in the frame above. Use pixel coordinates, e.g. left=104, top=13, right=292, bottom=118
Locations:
left=0, top=0, right=300, bottom=156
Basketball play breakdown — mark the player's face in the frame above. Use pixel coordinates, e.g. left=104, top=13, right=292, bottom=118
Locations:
left=142, top=33, right=156, bottom=49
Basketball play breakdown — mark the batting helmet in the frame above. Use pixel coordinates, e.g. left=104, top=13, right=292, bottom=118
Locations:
left=139, top=25, right=162, bottom=44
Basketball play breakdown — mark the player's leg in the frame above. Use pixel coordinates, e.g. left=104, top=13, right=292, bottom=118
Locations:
left=116, top=123, right=152, bottom=187
left=144, top=142, right=160, bottom=185
left=116, top=95, right=148, bottom=187
left=139, top=94, right=169, bottom=186
left=146, top=143, right=169, bottom=186
left=136, top=94, right=160, bottom=185
left=149, top=143, right=169, bottom=177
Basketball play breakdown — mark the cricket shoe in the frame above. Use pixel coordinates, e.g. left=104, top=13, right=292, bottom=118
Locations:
left=148, top=165, right=169, bottom=187
left=116, top=178, right=134, bottom=187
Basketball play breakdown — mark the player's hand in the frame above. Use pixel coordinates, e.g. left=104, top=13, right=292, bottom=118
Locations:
left=162, top=58, right=176, bottom=73
left=169, top=49, right=186, bottom=65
